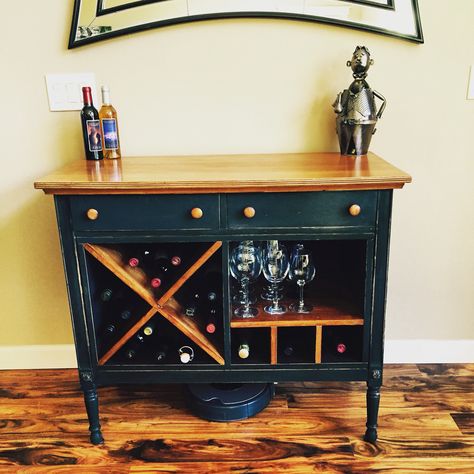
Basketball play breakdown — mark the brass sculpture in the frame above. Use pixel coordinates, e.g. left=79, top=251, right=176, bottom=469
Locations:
left=333, top=46, right=386, bottom=156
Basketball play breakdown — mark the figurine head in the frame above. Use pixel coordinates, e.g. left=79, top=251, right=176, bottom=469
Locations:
left=347, top=46, right=374, bottom=78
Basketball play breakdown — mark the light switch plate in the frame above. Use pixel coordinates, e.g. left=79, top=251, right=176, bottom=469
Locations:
left=468, top=65, right=474, bottom=100
left=45, top=73, right=97, bottom=111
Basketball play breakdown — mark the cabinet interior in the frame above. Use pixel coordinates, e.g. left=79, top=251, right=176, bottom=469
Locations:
left=83, top=239, right=368, bottom=367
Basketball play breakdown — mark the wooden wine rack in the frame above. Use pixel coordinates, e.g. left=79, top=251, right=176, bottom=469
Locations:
left=231, top=298, right=364, bottom=364
left=84, top=242, right=225, bottom=366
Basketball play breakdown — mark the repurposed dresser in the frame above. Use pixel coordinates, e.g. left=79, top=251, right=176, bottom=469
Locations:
left=35, top=152, right=411, bottom=444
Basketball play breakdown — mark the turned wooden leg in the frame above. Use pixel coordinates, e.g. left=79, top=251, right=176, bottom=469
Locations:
left=80, top=371, right=104, bottom=445
left=364, top=383, right=381, bottom=443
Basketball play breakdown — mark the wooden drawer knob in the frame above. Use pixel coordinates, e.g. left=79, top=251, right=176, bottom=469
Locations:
left=243, top=207, right=256, bottom=219
left=348, top=204, right=361, bottom=216
left=190, top=207, right=203, bottom=219
left=86, top=208, right=99, bottom=221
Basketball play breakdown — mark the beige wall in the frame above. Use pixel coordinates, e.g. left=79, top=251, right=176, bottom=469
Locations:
left=0, top=0, right=473, bottom=346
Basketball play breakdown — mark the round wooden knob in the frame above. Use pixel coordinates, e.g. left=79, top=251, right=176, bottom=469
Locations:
left=86, top=208, right=99, bottom=221
left=348, top=204, right=361, bottom=216
left=190, top=207, right=203, bottom=219
left=243, top=207, right=256, bottom=219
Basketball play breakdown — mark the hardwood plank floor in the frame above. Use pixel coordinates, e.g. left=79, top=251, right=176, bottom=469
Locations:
left=0, top=364, right=473, bottom=473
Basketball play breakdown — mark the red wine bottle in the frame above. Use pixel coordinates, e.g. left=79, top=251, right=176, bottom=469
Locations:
left=149, top=254, right=174, bottom=289
left=81, top=87, right=103, bottom=161
left=336, top=343, right=347, bottom=354
left=203, top=303, right=218, bottom=334
left=125, top=248, right=153, bottom=269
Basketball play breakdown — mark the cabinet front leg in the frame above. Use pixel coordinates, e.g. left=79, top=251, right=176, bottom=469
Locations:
left=364, top=383, right=381, bottom=443
left=80, top=371, right=104, bottom=445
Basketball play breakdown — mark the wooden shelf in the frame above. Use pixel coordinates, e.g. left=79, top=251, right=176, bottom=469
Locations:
left=230, top=298, right=364, bottom=328
left=84, top=242, right=225, bottom=366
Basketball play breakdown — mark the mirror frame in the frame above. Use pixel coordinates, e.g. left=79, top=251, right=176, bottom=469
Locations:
left=68, top=0, right=423, bottom=49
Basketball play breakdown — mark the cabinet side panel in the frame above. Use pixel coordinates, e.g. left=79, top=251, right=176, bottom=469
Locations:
left=54, top=195, right=93, bottom=374
left=368, top=190, right=393, bottom=382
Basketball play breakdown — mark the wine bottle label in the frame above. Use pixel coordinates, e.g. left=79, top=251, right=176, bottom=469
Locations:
left=86, top=120, right=103, bottom=152
left=102, top=119, right=119, bottom=150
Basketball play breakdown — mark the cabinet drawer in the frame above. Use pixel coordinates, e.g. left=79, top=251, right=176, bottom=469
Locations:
left=70, top=195, right=220, bottom=231
left=227, top=191, right=377, bottom=229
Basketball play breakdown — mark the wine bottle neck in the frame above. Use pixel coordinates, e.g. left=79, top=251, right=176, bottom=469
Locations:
left=101, top=86, right=111, bottom=105
left=82, top=87, right=93, bottom=106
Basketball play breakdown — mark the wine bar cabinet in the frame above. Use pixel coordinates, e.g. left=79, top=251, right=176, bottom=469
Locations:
left=35, top=152, right=411, bottom=444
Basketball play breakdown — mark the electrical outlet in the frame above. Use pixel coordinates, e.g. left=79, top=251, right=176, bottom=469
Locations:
left=45, top=73, right=97, bottom=111
left=468, top=65, right=474, bottom=100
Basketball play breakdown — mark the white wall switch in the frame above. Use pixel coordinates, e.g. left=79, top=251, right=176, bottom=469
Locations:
left=45, top=73, right=97, bottom=111
left=468, top=65, right=474, bottom=100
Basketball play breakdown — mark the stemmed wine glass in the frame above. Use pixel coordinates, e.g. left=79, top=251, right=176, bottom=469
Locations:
left=229, top=241, right=262, bottom=318
left=289, top=244, right=316, bottom=313
left=262, top=241, right=289, bottom=314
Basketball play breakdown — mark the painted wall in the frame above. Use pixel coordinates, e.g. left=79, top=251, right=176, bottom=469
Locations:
left=0, top=1, right=473, bottom=352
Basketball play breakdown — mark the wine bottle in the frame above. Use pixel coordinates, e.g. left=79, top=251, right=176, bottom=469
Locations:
left=178, top=345, right=194, bottom=364
left=203, top=302, right=218, bottom=334
left=283, top=345, right=294, bottom=357
left=238, top=343, right=250, bottom=359
left=183, top=290, right=200, bottom=317
left=149, top=252, right=175, bottom=289
left=125, top=348, right=136, bottom=360
left=119, top=309, right=132, bottom=321
left=103, top=323, right=116, bottom=337
left=336, top=343, right=347, bottom=354
left=142, top=321, right=155, bottom=336
left=125, top=248, right=153, bottom=269
left=81, top=87, right=103, bottom=161
left=99, top=85, right=121, bottom=160
left=156, top=344, right=168, bottom=362
left=100, top=288, right=114, bottom=302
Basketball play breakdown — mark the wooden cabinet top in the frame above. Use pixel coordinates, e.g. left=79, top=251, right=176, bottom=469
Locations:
left=34, top=152, right=411, bottom=195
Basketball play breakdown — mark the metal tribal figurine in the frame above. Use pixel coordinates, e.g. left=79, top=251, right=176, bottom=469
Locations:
left=333, top=46, right=386, bottom=156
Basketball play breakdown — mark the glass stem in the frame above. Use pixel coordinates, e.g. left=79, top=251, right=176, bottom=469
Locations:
left=272, top=282, right=279, bottom=310
left=298, top=280, right=305, bottom=309
left=242, top=277, right=250, bottom=313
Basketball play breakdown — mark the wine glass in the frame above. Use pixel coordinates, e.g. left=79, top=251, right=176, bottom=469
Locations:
left=229, top=241, right=262, bottom=318
left=289, top=244, right=316, bottom=313
left=262, top=241, right=289, bottom=314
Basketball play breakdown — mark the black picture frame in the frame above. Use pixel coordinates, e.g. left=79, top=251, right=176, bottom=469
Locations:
left=68, top=0, right=423, bottom=49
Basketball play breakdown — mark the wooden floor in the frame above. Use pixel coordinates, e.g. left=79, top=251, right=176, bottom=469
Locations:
left=0, top=364, right=473, bottom=473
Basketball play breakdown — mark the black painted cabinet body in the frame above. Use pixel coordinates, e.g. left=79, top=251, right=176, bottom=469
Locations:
left=54, top=188, right=393, bottom=444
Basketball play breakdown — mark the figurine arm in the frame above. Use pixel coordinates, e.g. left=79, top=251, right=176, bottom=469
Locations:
left=373, top=90, right=386, bottom=119
left=332, top=92, right=343, bottom=114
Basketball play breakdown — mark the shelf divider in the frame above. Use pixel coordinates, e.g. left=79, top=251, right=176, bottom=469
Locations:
left=158, top=241, right=223, bottom=306
left=159, top=297, right=225, bottom=365
left=98, top=306, right=158, bottom=365
left=315, top=325, right=323, bottom=363
left=84, top=244, right=156, bottom=307
left=271, top=327, right=278, bottom=365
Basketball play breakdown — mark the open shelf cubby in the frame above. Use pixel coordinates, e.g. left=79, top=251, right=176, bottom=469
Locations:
left=229, top=239, right=367, bottom=365
left=83, top=241, right=225, bottom=366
